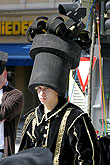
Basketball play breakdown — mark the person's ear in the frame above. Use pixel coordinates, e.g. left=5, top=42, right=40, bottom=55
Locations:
left=56, top=92, right=58, bottom=96
left=4, top=70, right=7, bottom=79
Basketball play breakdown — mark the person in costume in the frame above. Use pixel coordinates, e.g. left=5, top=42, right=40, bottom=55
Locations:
left=18, top=34, right=103, bottom=164
left=0, top=51, right=24, bottom=160
left=19, top=3, right=104, bottom=164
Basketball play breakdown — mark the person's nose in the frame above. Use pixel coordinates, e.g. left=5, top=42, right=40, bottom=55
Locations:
left=40, top=89, right=45, bottom=95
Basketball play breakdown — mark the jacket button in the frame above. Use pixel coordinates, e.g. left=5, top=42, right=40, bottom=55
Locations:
left=43, top=134, right=47, bottom=138
left=45, top=126, right=48, bottom=129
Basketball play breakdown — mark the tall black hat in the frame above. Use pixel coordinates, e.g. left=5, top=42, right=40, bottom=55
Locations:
left=27, top=3, right=90, bottom=97
left=0, top=51, right=8, bottom=75
left=28, top=34, right=81, bottom=97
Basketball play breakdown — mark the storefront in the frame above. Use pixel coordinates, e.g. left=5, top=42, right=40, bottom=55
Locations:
left=0, top=43, right=32, bottom=65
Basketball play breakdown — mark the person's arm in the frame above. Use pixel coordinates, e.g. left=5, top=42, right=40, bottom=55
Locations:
left=19, top=110, right=36, bottom=151
left=68, top=115, right=102, bottom=165
left=0, top=88, right=24, bottom=121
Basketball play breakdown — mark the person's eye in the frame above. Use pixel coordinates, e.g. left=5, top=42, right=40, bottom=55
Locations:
left=35, top=87, right=40, bottom=91
left=46, top=87, right=49, bottom=90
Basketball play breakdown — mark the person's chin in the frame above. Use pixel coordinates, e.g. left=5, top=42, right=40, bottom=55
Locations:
left=40, top=98, right=46, bottom=103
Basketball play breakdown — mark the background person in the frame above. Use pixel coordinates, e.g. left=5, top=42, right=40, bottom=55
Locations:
left=0, top=51, right=24, bottom=160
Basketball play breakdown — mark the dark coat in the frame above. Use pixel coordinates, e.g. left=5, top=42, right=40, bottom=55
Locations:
left=99, top=135, right=110, bottom=165
left=19, top=99, right=103, bottom=165
left=0, top=85, right=24, bottom=157
left=0, top=147, right=53, bottom=165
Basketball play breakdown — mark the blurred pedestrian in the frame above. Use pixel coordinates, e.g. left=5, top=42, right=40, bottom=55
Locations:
left=0, top=51, right=24, bottom=160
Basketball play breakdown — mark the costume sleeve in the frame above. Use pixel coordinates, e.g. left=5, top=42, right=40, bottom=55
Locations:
left=68, top=115, right=102, bottom=165
left=19, top=125, right=35, bottom=151
left=19, top=111, right=36, bottom=151
left=0, top=88, right=24, bottom=121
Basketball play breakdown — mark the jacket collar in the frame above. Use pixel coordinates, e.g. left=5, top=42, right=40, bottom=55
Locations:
left=3, top=81, right=9, bottom=92
left=37, top=98, right=69, bottom=122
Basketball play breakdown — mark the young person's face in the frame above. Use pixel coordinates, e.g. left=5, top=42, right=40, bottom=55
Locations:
left=36, top=86, right=58, bottom=106
left=0, top=70, right=7, bottom=89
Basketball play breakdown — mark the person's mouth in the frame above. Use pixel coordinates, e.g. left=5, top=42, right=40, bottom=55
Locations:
left=40, top=97, right=46, bottom=101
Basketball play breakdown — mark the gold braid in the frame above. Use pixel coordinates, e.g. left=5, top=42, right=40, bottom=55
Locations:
left=53, top=108, right=72, bottom=165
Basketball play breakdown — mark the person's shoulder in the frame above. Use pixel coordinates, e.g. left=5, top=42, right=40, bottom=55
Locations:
left=66, top=103, right=89, bottom=132
left=23, top=108, right=36, bottom=120
left=8, top=85, right=23, bottom=95
left=67, top=102, right=84, bottom=114
left=66, top=102, right=88, bottom=123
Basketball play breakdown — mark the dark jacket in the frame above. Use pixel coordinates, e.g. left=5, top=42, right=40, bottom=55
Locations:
left=99, top=135, right=110, bottom=165
left=19, top=99, right=103, bottom=165
left=0, top=85, right=24, bottom=157
left=0, top=147, right=53, bottom=165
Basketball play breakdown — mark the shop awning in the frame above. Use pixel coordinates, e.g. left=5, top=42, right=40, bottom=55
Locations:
left=0, top=43, right=33, bottom=66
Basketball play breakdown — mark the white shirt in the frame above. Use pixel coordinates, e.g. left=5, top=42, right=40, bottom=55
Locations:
left=0, top=88, right=4, bottom=149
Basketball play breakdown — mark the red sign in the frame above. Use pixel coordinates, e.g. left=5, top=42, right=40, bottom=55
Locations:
left=77, top=57, right=96, bottom=92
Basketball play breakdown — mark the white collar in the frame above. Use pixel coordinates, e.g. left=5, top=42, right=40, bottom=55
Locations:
left=0, top=81, right=8, bottom=93
left=5, top=81, right=8, bottom=86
